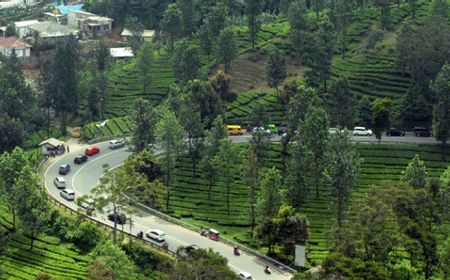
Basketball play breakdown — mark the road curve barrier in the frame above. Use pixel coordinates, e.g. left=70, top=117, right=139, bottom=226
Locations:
left=123, top=193, right=298, bottom=275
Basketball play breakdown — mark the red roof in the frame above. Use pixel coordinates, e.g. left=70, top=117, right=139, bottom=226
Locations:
left=0, top=36, right=31, bottom=49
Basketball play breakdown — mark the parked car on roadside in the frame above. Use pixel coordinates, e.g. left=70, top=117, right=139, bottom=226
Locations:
left=109, top=139, right=125, bottom=149
left=353, top=126, right=373, bottom=136
left=53, top=177, right=66, bottom=189
left=74, top=154, right=88, bottom=164
left=386, top=128, right=405, bottom=136
left=58, top=164, right=71, bottom=175
left=60, top=189, right=75, bottom=201
left=413, top=127, right=431, bottom=137
left=85, top=146, right=100, bottom=156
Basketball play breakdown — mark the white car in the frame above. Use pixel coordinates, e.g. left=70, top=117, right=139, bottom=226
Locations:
left=238, top=271, right=253, bottom=280
left=79, top=198, right=95, bottom=213
left=146, top=229, right=166, bottom=242
left=53, top=177, right=66, bottom=189
left=252, top=127, right=271, bottom=136
left=353, top=126, right=373, bottom=136
left=109, top=139, right=125, bottom=149
left=60, top=189, right=75, bottom=201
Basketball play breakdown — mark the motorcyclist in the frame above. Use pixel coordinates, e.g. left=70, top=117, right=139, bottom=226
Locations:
left=137, top=231, right=144, bottom=239
left=233, top=246, right=240, bottom=256
left=264, top=266, right=271, bottom=274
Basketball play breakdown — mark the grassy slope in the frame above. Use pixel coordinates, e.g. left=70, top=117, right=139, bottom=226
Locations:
left=105, top=49, right=176, bottom=117
left=0, top=206, right=90, bottom=280
left=156, top=143, right=450, bottom=264
left=225, top=0, right=435, bottom=125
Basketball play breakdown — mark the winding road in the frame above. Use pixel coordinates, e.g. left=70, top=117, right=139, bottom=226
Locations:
left=42, top=132, right=439, bottom=280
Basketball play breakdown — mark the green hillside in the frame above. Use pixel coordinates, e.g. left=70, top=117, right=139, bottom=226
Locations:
left=150, top=143, right=450, bottom=264
left=225, top=0, right=438, bottom=125
left=105, top=49, right=176, bottom=117
left=0, top=205, right=90, bottom=280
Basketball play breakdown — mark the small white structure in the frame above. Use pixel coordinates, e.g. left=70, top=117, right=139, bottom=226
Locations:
left=29, top=21, right=78, bottom=44
left=121, top=28, right=155, bottom=42
left=38, top=138, right=65, bottom=156
left=14, top=20, right=40, bottom=38
left=0, top=0, right=37, bottom=8
left=0, top=36, right=31, bottom=58
left=110, top=47, right=134, bottom=59
left=68, top=10, right=113, bottom=39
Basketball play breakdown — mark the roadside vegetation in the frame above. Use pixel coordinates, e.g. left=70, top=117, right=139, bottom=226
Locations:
left=0, top=0, right=450, bottom=279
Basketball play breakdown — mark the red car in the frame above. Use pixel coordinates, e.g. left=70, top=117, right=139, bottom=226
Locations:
left=85, top=146, right=100, bottom=156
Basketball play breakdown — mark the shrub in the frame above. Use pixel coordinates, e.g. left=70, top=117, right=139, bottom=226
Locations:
left=122, top=242, right=173, bottom=275
left=365, top=30, right=384, bottom=50
left=70, top=222, right=104, bottom=253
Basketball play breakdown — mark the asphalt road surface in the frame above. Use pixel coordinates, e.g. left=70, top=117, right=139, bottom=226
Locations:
left=43, top=132, right=439, bottom=280
left=44, top=141, right=294, bottom=280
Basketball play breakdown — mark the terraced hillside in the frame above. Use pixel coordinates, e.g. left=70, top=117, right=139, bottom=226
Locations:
left=105, top=49, right=176, bottom=117
left=225, top=91, right=285, bottom=125
left=0, top=206, right=90, bottom=280
left=225, top=0, right=437, bottom=125
left=152, top=143, right=450, bottom=264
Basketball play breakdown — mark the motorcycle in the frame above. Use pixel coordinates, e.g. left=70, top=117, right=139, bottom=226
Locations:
left=233, top=247, right=240, bottom=256
left=137, top=231, right=144, bottom=239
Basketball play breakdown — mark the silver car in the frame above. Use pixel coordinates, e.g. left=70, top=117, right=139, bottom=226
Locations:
left=60, top=189, right=75, bottom=201
left=109, top=139, right=125, bottom=149
left=53, top=177, right=66, bottom=189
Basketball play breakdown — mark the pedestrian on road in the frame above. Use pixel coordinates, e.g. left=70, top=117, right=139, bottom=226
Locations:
left=67, top=146, right=70, bottom=153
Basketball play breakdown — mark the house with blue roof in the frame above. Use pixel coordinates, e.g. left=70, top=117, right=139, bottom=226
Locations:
left=54, top=4, right=84, bottom=15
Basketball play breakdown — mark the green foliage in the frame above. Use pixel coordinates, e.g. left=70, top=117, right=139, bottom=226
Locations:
left=186, top=80, right=223, bottom=128
left=136, top=43, right=153, bottom=95
left=46, top=38, right=80, bottom=135
left=170, top=248, right=236, bottom=279
left=90, top=239, right=142, bottom=280
left=299, top=105, right=330, bottom=198
left=131, top=98, right=156, bottom=151
left=244, top=0, right=262, bottom=49
left=70, top=222, right=103, bottom=254
left=397, top=16, right=450, bottom=84
left=274, top=205, right=309, bottom=254
left=155, top=106, right=185, bottom=210
left=5, top=23, right=17, bottom=37
left=401, top=154, right=427, bottom=189
left=178, top=0, right=196, bottom=36
left=372, top=97, right=392, bottom=142
left=328, top=77, right=355, bottom=128
left=266, top=45, right=287, bottom=93
left=216, top=29, right=238, bottom=73
left=172, top=42, right=201, bottom=83
left=125, top=16, right=144, bottom=53
left=214, top=139, right=243, bottom=215
left=327, top=131, right=360, bottom=227
left=162, top=3, right=183, bottom=48
left=256, top=167, right=282, bottom=222
left=431, top=63, right=450, bottom=145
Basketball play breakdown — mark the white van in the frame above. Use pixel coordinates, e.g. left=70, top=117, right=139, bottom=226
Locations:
left=53, top=177, right=66, bottom=189
left=146, top=229, right=166, bottom=242
left=60, top=189, right=75, bottom=201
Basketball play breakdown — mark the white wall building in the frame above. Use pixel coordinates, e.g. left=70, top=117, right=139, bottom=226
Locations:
left=68, top=10, right=113, bottom=39
left=14, top=20, right=40, bottom=38
left=0, top=36, right=31, bottom=57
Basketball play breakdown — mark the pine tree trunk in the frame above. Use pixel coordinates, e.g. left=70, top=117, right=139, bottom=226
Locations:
left=208, top=177, right=213, bottom=200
